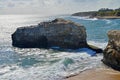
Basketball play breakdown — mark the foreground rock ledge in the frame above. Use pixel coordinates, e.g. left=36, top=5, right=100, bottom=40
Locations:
left=102, top=30, right=120, bottom=70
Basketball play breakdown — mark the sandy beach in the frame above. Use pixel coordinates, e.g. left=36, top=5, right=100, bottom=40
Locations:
left=66, top=68, right=120, bottom=80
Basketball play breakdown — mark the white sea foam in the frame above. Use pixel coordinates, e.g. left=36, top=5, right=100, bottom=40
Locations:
left=83, top=18, right=98, bottom=21
left=103, top=19, right=112, bottom=24
left=72, top=16, right=89, bottom=19
left=0, top=48, right=103, bottom=80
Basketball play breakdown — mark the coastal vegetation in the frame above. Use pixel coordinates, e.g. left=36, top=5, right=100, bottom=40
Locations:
left=97, top=8, right=120, bottom=16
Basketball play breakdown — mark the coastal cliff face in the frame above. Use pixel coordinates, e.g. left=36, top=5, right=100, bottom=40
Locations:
left=103, top=30, right=120, bottom=70
left=72, top=11, right=97, bottom=18
left=12, top=18, right=87, bottom=49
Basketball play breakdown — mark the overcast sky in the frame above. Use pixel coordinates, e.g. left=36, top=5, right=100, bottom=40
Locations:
left=0, top=0, right=120, bottom=15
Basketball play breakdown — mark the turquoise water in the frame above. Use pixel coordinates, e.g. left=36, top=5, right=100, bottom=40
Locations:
left=0, top=15, right=120, bottom=80
left=66, top=16, right=120, bottom=42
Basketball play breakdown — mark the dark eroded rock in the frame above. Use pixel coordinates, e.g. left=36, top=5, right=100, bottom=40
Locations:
left=12, top=18, right=87, bottom=49
left=102, top=30, right=120, bottom=70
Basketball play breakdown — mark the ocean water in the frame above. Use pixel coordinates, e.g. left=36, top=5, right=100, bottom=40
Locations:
left=0, top=15, right=120, bottom=80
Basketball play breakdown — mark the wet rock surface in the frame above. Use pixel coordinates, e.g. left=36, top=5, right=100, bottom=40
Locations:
left=102, top=30, right=120, bottom=70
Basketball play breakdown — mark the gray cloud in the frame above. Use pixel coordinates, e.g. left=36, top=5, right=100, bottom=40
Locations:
left=7, top=2, right=15, bottom=7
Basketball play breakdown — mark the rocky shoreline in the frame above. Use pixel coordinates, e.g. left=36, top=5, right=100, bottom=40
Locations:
left=72, top=8, right=120, bottom=19
left=66, top=30, right=120, bottom=80
left=11, top=18, right=120, bottom=80
left=12, top=19, right=120, bottom=70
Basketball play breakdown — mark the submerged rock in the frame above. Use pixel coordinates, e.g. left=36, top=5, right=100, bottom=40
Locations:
left=12, top=18, right=87, bottom=49
left=102, top=30, right=120, bottom=70
left=88, top=44, right=103, bottom=53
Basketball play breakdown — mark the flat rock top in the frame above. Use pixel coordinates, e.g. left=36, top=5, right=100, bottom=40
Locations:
left=52, top=18, right=71, bottom=23
left=39, top=18, right=81, bottom=26
left=18, top=18, right=83, bottom=30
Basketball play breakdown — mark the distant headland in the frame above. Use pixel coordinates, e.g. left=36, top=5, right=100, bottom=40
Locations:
left=72, top=8, right=120, bottom=19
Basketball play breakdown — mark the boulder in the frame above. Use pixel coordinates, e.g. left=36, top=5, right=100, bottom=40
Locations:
left=12, top=18, right=87, bottom=49
left=102, top=30, right=120, bottom=70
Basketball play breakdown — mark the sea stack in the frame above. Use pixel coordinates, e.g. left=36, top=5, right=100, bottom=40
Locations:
left=103, top=30, right=120, bottom=70
left=12, top=18, right=87, bottom=49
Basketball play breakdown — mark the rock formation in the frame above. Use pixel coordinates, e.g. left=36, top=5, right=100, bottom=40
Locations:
left=12, top=18, right=87, bottom=49
left=12, top=18, right=103, bottom=53
left=102, top=30, right=120, bottom=70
